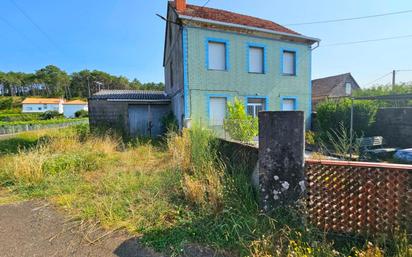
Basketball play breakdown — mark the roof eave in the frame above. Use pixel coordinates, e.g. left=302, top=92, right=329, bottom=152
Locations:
left=178, top=14, right=320, bottom=44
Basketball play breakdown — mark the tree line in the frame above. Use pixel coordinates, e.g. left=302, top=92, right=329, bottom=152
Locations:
left=0, top=65, right=164, bottom=98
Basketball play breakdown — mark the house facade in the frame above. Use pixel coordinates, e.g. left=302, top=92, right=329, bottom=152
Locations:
left=312, top=73, right=361, bottom=110
left=22, top=98, right=64, bottom=113
left=164, top=0, right=319, bottom=129
left=63, top=100, right=88, bottom=118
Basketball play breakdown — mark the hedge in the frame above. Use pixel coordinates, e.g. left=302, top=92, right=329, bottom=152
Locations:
left=316, top=99, right=378, bottom=137
left=0, top=118, right=88, bottom=126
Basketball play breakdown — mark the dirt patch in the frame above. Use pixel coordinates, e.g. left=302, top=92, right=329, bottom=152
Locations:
left=0, top=200, right=163, bottom=257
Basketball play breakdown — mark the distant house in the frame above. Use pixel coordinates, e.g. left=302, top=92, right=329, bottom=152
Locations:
left=63, top=100, right=88, bottom=118
left=312, top=73, right=360, bottom=110
left=164, top=0, right=320, bottom=129
left=22, top=98, right=64, bottom=113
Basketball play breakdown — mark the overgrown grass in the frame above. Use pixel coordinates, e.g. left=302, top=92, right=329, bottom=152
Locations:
left=0, top=125, right=410, bottom=256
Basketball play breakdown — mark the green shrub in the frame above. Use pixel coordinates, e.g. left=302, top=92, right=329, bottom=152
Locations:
left=40, top=110, right=63, bottom=120
left=160, top=111, right=178, bottom=134
left=74, top=109, right=88, bottom=118
left=316, top=99, right=377, bottom=138
left=223, top=98, right=258, bottom=143
left=0, top=113, right=40, bottom=122
left=0, top=97, right=13, bottom=110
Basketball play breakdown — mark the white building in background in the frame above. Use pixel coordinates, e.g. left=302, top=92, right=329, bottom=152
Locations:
left=63, top=100, right=88, bottom=118
left=22, top=98, right=64, bottom=113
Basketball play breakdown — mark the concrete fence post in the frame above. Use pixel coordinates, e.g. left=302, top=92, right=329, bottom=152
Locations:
left=258, top=111, right=305, bottom=211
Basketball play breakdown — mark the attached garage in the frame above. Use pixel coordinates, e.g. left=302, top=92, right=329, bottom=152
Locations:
left=88, top=90, right=171, bottom=137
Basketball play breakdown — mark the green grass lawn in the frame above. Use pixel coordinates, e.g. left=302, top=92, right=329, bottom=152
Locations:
left=0, top=126, right=409, bottom=257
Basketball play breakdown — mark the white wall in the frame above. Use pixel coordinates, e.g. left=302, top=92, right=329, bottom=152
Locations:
left=63, top=104, right=88, bottom=118
left=22, top=103, right=62, bottom=113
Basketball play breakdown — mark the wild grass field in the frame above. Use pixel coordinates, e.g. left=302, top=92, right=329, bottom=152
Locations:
left=0, top=125, right=410, bottom=257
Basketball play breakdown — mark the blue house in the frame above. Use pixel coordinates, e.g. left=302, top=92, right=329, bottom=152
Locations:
left=163, top=0, right=320, bottom=129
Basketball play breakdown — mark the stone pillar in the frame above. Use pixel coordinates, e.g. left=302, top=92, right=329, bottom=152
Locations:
left=258, top=111, right=305, bottom=211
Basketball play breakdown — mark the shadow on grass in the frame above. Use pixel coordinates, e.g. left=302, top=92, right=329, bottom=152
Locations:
left=0, top=136, right=46, bottom=154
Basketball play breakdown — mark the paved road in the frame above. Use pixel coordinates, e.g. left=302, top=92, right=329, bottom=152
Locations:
left=0, top=200, right=163, bottom=257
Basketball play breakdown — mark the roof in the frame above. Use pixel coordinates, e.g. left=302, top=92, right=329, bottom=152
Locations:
left=22, top=98, right=63, bottom=104
left=312, top=73, right=360, bottom=97
left=171, top=2, right=303, bottom=37
left=90, top=90, right=170, bottom=101
left=64, top=100, right=87, bottom=105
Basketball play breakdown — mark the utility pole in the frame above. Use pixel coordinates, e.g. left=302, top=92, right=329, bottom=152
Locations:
left=392, top=70, right=396, bottom=90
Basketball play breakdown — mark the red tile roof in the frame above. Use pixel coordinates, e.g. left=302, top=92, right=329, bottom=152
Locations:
left=171, top=2, right=300, bottom=35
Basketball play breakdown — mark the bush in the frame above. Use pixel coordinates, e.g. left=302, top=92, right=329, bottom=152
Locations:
left=74, top=109, right=88, bottom=118
left=223, top=98, right=258, bottom=143
left=0, top=97, right=13, bottom=110
left=40, top=110, right=63, bottom=120
left=316, top=99, right=378, bottom=138
left=160, top=111, right=178, bottom=134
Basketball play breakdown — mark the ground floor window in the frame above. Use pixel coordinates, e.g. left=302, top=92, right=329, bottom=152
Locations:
left=247, top=98, right=266, bottom=117
left=209, top=97, right=227, bottom=126
left=281, top=98, right=297, bottom=111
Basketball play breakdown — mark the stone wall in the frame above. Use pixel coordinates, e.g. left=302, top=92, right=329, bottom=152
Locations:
left=373, top=107, right=412, bottom=148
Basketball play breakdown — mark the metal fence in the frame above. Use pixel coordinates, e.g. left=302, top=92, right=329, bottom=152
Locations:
left=305, top=159, right=412, bottom=235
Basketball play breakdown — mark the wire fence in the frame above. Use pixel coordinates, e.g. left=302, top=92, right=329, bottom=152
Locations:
left=0, top=119, right=88, bottom=135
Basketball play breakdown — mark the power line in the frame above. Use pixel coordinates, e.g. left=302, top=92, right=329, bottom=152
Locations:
left=363, top=72, right=392, bottom=87
left=0, top=15, right=43, bottom=51
left=320, top=34, right=412, bottom=47
left=285, top=9, right=412, bottom=26
left=9, top=0, right=64, bottom=53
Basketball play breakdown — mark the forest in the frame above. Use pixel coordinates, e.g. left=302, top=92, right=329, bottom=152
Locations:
left=0, top=65, right=164, bottom=98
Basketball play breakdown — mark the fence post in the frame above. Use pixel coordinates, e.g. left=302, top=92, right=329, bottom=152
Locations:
left=258, top=111, right=305, bottom=211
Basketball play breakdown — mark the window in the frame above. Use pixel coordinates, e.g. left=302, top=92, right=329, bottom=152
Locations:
left=247, top=98, right=266, bottom=117
left=26, top=107, right=32, bottom=111
left=345, top=82, right=352, bottom=95
left=43, top=104, right=47, bottom=109
left=282, top=50, right=296, bottom=75
left=209, top=97, right=227, bottom=126
left=38, top=107, right=42, bottom=110
left=282, top=98, right=296, bottom=111
left=249, top=46, right=264, bottom=73
left=208, top=41, right=226, bottom=70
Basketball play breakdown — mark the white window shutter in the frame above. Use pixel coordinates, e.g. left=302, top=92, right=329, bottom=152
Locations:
left=249, top=47, right=263, bottom=73
left=208, top=42, right=226, bottom=70
left=282, top=99, right=295, bottom=111
left=210, top=97, right=227, bottom=125
left=283, top=51, right=295, bottom=75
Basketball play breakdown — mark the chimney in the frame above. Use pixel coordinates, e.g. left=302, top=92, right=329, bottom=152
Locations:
left=175, top=0, right=186, bottom=12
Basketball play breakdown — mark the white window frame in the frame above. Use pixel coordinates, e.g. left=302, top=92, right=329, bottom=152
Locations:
left=246, top=98, right=266, bottom=118
left=345, top=82, right=352, bottom=95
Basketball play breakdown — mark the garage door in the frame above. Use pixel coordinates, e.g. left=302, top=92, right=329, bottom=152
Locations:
left=128, top=104, right=170, bottom=137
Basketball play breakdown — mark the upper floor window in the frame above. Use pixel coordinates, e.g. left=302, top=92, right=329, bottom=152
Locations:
left=248, top=46, right=264, bottom=73
left=207, top=40, right=227, bottom=71
left=282, top=50, right=296, bottom=75
left=345, top=82, right=352, bottom=95
left=247, top=98, right=266, bottom=117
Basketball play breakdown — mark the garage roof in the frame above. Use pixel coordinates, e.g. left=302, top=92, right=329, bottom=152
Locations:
left=90, top=90, right=170, bottom=101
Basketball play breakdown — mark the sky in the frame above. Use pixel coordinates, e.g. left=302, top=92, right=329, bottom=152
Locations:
left=0, top=0, right=411, bottom=87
